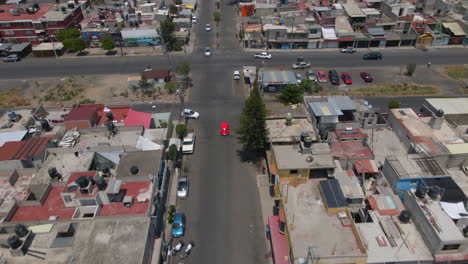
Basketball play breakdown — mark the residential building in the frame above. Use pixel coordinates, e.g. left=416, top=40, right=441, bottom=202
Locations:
left=335, top=16, right=356, bottom=48
left=0, top=136, right=55, bottom=169
left=63, top=107, right=99, bottom=130
left=260, top=70, right=297, bottom=92
left=0, top=3, right=83, bottom=44
left=331, top=140, right=375, bottom=169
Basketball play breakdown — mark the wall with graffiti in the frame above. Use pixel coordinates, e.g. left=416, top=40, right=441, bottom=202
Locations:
left=82, top=32, right=104, bottom=48
left=121, top=29, right=162, bottom=47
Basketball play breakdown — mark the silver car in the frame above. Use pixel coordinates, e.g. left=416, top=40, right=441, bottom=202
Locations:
left=306, top=70, right=317, bottom=82
left=296, top=73, right=303, bottom=84
left=177, top=178, right=189, bottom=199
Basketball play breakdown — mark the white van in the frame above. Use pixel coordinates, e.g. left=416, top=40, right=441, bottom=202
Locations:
left=233, top=71, right=240, bottom=80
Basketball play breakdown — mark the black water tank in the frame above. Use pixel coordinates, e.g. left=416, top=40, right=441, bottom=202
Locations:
left=102, top=166, right=110, bottom=175
left=300, top=132, right=309, bottom=142
left=130, top=166, right=139, bottom=175
left=75, top=176, right=89, bottom=188
left=7, top=111, right=17, bottom=120
left=435, top=109, right=444, bottom=117
left=95, top=176, right=107, bottom=191
left=15, top=224, right=28, bottom=238
left=415, top=185, right=427, bottom=199
left=106, top=112, right=114, bottom=120
left=399, top=210, right=411, bottom=223
left=40, top=119, right=51, bottom=131
left=428, top=186, right=440, bottom=199
left=48, top=167, right=59, bottom=179
left=107, top=122, right=115, bottom=131
left=7, top=235, right=22, bottom=250
left=303, top=137, right=313, bottom=148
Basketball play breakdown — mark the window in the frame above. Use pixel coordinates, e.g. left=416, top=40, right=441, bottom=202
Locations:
left=4, top=30, right=14, bottom=35
left=1, top=23, right=11, bottom=28
left=47, top=21, right=58, bottom=26
left=290, top=170, right=298, bottom=174
left=63, top=196, right=72, bottom=202
left=442, top=244, right=460, bottom=251
left=25, top=30, right=34, bottom=34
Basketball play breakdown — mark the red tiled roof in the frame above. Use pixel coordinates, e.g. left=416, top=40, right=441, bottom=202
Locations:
left=124, top=109, right=152, bottom=129
left=0, top=136, right=53, bottom=161
left=64, top=107, right=97, bottom=121
left=268, top=216, right=290, bottom=264
left=142, top=68, right=170, bottom=80
left=10, top=186, right=75, bottom=222
left=0, top=4, right=51, bottom=21
left=331, top=141, right=374, bottom=159
left=97, top=106, right=131, bottom=126
left=99, top=181, right=151, bottom=216
left=354, top=160, right=378, bottom=174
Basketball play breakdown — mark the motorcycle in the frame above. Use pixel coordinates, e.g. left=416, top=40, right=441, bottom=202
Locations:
left=172, top=240, right=184, bottom=255
left=180, top=241, right=194, bottom=259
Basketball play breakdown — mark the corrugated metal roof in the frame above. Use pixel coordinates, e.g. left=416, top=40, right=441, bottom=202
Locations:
left=329, top=96, right=357, bottom=110
left=367, top=27, right=385, bottom=36
left=309, top=102, right=343, bottom=116
left=64, top=107, right=97, bottom=121
left=322, top=27, right=337, bottom=40
left=443, top=22, right=466, bottom=36
left=261, top=70, right=297, bottom=84
left=425, top=98, right=468, bottom=115
left=8, top=43, right=31, bottom=53
left=444, top=143, right=468, bottom=154
left=121, top=29, right=159, bottom=39
left=0, top=130, right=28, bottom=147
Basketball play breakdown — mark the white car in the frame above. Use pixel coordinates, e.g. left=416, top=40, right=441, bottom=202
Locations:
left=181, top=109, right=200, bottom=119
left=192, top=16, right=197, bottom=24
left=204, top=47, right=211, bottom=56
left=291, top=61, right=311, bottom=69
left=296, top=73, right=303, bottom=84
left=253, top=52, right=271, bottom=59
left=233, top=71, right=241, bottom=80
left=177, top=178, right=189, bottom=199
left=205, top=24, right=211, bottom=31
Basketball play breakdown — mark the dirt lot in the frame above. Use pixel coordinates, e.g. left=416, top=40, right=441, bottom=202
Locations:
left=0, top=75, right=180, bottom=109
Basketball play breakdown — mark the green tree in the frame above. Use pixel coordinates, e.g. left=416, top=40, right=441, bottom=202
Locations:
left=165, top=82, right=177, bottom=94
left=213, top=11, right=221, bottom=24
left=277, top=84, right=304, bottom=104
left=300, top=79, right=323, bottom=94
left=388, top=100, right=400, bottom=109
left=236, top=82, right=267, bottom=155
left=139, top=74, right=152, bottom=89
left=176, top=61, right=191, bottom=76
left=406, top=63, right=416, bottom=76
left=56, top=28, right=81, bottom=41
left=160, top=20, right=175, bottom=49
left=167, top=144, right=178, bottom=161
left=101, top=36, right=115, bottom=51
left=63, top=38, right=86, bottom=52
left=175, top=123, right=187, bottom=138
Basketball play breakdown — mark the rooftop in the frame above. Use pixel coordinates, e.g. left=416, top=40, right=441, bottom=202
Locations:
left=0, top=4, right=51, bottom=21
left=124, top=109, right=152, bottom=129
left=362, top=127, right=407, bottom=165
left=0, top=130, right=28, bottom=147
left=331, top=141, right=374, bottom=160
left=99, top=181, right=152, bottom=216
left=0, top=109, right=33, bottom=132
left=272, top=144, right=335, bottom=170
left=264, top=101, right=308, bottom=119
left=73, top=126, right=143, bottom=149
left=425, top=98, right=468, bottom=115
left=284, top=179, right=366, bottom=259
left=385, top=154, right=449, bottom=179
left=335, top=16, right=356, bottom=37
left=266, top=118, right=316, bottom=143
left=115, top=150, right=163, bottom=182
left=64, top=107, right=97, bottom=122
left=96, top=106, right=131, bottom=126
left=0, top=218, right=150, bottom=264
left=0, top=136, right=54, bottom=161
left=342, top=1, right=365, bottom=17
left=142, top=68, right=170, bottom=80
left=261, top=70, right=297, bottom=85
left=0, top=169, right=35, bottom=222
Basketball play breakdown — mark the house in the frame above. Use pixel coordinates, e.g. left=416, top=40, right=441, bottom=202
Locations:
left=142, top=68, right=171, bottom=84
left=331, top=140, right=374, bottom=169
left=0, top=136, right=55, bottom=169
left=305, top=96, right=360, bottom=132
left=124, top=109, right=154, bottom=129
left=0, top=3, right=83, bottom=44
left=442, top=22, right=466, bottom=45
left=260, top=70, right=297, bottom=92
left=63, top=107, right=99, bottom=130
left=335, top=16, right=356, bottom=48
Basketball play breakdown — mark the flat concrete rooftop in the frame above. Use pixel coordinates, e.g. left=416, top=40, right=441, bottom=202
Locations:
left=75, top=127, right=143, bottom=148
left=0, top=217, right=150, bottom=264
left=272, top=144, right=335, bottom=170
left=284, top=179, right=366, bottom=259
left=362, top=127, right=407, bottom=166
left=0, top=110, right=32, bottom=132
left=266, top=118, right=316, bottom=143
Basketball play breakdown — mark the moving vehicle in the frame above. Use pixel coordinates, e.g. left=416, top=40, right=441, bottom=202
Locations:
left=306, top=70, right=317, bottom=82
left=362, top=52, right=382, bottom=60
left=360, top=72, right=373, bottom=82
left=254, top=52, right=271, bottom=59
left=341, top=72, right=353, bottom=85
left=205, top=24, right=211, bottom=31
left=317, top=71, right=327, bottom=83
left=181, top=109, right=200, bottom=119
left=233, top=71, right=241, bottom=80
left=204, top=47, right=211, bottom=56
left=291, top=61, right=311, bottom=69
left=172, top=213, right=186, bottom=237
left=340, top=47, right=356, bottom=53
left=177, top=178, right=189, bottom=199
left=192, top=16, right=197, bottom=24
left=296, top=73, right=303, bottom=84
left=182, top=131, right=195, bottom=154
left=328, top=70, right=339, bottom=85
left=220, top=122, right=230, bottom=136
left=2, top=55, right=19, bottom=62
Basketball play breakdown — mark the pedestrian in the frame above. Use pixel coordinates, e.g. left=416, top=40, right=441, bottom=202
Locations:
left=427, top=61, right=431, bottom=68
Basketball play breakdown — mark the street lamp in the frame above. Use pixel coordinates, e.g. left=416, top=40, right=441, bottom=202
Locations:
left=49, top=34, right=58, bottom=59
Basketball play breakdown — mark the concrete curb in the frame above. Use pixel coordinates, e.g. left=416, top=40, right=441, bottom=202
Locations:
left=242, top=45, right=468, bottom=53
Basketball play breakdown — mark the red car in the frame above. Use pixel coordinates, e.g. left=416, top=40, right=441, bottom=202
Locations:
left=220, top=122, right=230, bottom=136
left=341, top=72, right=353, bottom=85
left=360, top=72, right=373, bottom=82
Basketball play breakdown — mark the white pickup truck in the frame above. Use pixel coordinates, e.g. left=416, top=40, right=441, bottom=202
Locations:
left=182, top=131, right=195, bottom=154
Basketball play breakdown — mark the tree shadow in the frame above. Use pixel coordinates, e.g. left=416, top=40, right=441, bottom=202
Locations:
left=105, top=50, right=118, bottom=56
left=76, top=51, right=89, bottom=56
left=236, top=147, right=261, bottom=163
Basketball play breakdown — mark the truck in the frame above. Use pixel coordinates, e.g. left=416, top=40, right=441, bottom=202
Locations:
left=182, top=131, right=195, bottom=154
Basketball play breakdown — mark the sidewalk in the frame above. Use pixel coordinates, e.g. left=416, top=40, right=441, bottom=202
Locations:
left=256, top=163, right=274, bottom=264
left=60, top=44, right=193, bottom=59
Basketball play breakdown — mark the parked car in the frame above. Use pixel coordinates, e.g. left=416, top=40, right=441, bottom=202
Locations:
left=362, top=52, right=382, bottom=60
left=204, top=47, right=211, bottom=56
left=340, top=47, right=356, bottom=53
left=317, top=71, right=327, bottom=83
left=253, top=52, right=271, bottom=59
left=2, top=55, right=19, bottom=62
left=328, top=70, right=339, bottom=85
left=205, top=24, right=211, bottom=31
left=182, top=131, right=196, bottom=154
left=192, top=16, right=197, bottom=24
left=360, top=72, right=373, bottom=82
left=296, top=73, right=303, bottom=84
left=306, top=70, right=317, bottom=82
left=177, top=178, right=189, bottom=199
left=172, top=213, right=186, bottom=237
left=291, top=61, right=311, bottom=69
left=181, top=109, right=200, bottom=119
left=233, top=71, right=241, bottom=80
left=220, top=122, right=230, bottom=136
left=341, top=72, right=353, bottom=85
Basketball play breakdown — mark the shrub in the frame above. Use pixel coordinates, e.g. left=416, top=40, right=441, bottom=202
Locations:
left=175, top=124, right=187, bottom=138
left=406, top=63, right=416, bottom=76
left=388, top=100, right=400, bottom=109
left=167, top=144, right=178, bottom=161
left=277, top=84, right=304, bottom=105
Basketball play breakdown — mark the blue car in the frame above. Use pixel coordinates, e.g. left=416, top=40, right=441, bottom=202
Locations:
left=172, top=213, right=185, bottom=237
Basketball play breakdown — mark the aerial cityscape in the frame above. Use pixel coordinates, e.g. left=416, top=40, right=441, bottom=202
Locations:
left=0, top=0, right=467, bottom=263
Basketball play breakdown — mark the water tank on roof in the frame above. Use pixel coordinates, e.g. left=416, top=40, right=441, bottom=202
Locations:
left=303, top=136, right=312, bottom=148
left=40, top=119, right=51, bottom=131
left=14, top=224, right=28, bottom=238
left=130, top=166, right=139, bottom=175
left=102, top=166, right=110, bottom=175
left=7, top=235, right=22, bottom=250
left=435, top=109, right=444, bottom=117
left=75, top=176, right=89, bottom=188
left=67, top=3, right=74, bottom=9
left=398, top=210, right=411, bottom=224
left=428, top=186, right=441, bottom=200
left=106, top=112, right=114, bottom=120
left=300, top=132, right=309, bottom=142
left=48, top=167, right=60, bottom=179
left=7, top=111, right=18, bottom=120
left=95, top=176, right=107, bottom=191
left=415, top=184, right=427, bottom=199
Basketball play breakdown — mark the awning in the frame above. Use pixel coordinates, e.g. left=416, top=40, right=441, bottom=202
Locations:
left=268, top=216, right=290, bottom=264
left=442, top=22, right=466, bottom=36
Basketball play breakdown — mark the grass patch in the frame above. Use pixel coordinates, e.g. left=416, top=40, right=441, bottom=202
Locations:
left=0, top=88, right=30, bottom=108
left=442, top=65, right=468, bottom=81
left=331, top=83, right=441, bottom=97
